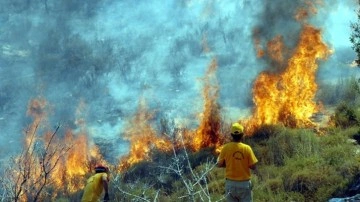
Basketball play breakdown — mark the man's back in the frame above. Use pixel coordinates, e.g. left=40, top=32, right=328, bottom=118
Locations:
left=81, top=172, right=107, bottom=202
left=217, top=123, right=258, bottom=202
left=218, top=142, right=257, bottom=181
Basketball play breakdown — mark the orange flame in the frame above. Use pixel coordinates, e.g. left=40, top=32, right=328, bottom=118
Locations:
left=51, top=100, right=105, bottom=193
left=14, top=98, right=106, bottom=198
left=245, top=25, right=330, bottom=134
left=185, top=58, right=223, bottom=151
left=11, top=98, right=51, bottom=201
left=118, top=98, right=172, bottom=172
left=50, top=130, right=104, bottom=193
left=118, top=58, right=224, bottom=170
left=267, top=35, right=286, bottom=65
left=25, top=98, right=47, bottom=148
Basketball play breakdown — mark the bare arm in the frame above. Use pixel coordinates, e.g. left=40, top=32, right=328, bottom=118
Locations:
left=217, top=157, right=225, bottom=167
left=102, top=173, right=110, bottom=201
left=217, top=161, right=225, bottom=167
left=102, top=178, right=110, bottom=201
left=102, top=179, right=109, bottom=194
left=250, top=163, right=261, bottom=179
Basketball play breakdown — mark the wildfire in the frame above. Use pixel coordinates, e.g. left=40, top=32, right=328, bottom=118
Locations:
left=7, top=2, right=340, bottom=201
left=118, top=98, right=172, bottom=172
left=12, top=98, right=106, bottom=201
left=118, top=58, right=224, bottom=170
left=25, top=98, right=47, bottom=149
left=267, top=35, right=286, bottom=65
left=245, top=25, right=330, bottom=134
left=185, top=58, right=223, bottom=152
left=50, top=130, right=104, bottom=193
left=52, top=100, right=106, bottom=193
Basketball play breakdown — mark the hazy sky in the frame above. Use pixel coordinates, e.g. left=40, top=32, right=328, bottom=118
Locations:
left=0, top=0, right=359, bottom=161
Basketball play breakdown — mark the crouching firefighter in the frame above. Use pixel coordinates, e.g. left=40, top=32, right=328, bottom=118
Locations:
left=81, top=165, right=110, bottom=202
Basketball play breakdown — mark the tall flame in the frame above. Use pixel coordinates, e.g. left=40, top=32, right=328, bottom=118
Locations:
left=245, top=25, right=330, bottom=134
left=50, top=130, right=104, bottom=194
left=14, top=98, right=106, bottom=199
left=25, top=98, right=47, bottom=149
left=186, top=58, right=223, bottom=151
left=118, top=58, right=224, bottom=170
left=51, top=100, right=106, bottom=193
left=118, top=98, right=172, bottom=172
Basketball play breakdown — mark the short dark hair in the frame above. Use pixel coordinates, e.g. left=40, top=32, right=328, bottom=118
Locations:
left=95, top=166, right=108, bottom=173
left=231, top=133, right=243, bottom=142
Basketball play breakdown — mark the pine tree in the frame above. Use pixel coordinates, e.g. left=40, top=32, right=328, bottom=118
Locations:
left=350, top=0, right=360, bottom=67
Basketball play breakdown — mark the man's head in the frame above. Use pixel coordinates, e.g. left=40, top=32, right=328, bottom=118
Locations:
left=231, top=123, right=244, bottom=141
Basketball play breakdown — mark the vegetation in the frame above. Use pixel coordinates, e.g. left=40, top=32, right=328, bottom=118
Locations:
left=104, top=122, right=360, bottom=202
left=0, top=77, right=359, bottom=201
left=0, top=124, right=72, bottom=202
left=106, top=77, right=360, bottom=201
left=1, top=1, right=360, bottom=201
left=99, top=123, right=360, bottom=202
left=317, top=77, right=360, bottom=105
left=351, top=0, right=360, bottom=67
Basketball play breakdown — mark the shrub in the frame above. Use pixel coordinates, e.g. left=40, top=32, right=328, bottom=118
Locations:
left=121, top=161, right=161, bottom=184
left=317, top=77, right=360, bottom=105
left=250, top=124, right=284, bottom=144
left=333, top=102, right=359, bottom=128
left=281, top=156, right=338, bottom=201
left=250, top=125, right=360, bottom=201
left=187, top=147, right=217, bottom=168
left=252, top=127, right=319, bottom=166
left=206, top=167, right=225, bottom=194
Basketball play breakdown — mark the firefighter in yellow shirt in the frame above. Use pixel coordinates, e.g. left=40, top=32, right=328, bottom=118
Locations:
left=81, top=165, right=110, bottom=202
left=217, top=123, right=258, bottom=202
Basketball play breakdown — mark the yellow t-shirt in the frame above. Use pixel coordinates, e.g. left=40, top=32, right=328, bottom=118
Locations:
left=218, top=142, right=258, bottom=181
left=81, top=173, right=108, bottom=202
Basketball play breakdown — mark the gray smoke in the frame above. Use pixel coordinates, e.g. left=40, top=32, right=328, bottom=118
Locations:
left=0, top=0, right=358, bottom=161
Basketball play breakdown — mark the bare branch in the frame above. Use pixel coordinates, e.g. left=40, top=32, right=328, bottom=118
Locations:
left=1, top=123, right=73, bottom=202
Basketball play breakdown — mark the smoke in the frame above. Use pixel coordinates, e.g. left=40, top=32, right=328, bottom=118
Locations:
left=0, top=0, right=358, bottom=161
left=314, top=0, right=359, bottom=82
left=253, top=0, right=303, bottom=50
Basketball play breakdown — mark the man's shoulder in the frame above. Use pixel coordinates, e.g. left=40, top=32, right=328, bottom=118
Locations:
left=94, top=172, right=107, bottom=177
left=222, top=142, right=252, bottom=148
left=240, top=142, right=251, bottom=147
left=240, top=143, right=254, bottom=149
left=223, top=142, right=235, bottom=147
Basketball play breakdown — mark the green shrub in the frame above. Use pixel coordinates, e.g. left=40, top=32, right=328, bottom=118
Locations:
left=281, top=157, right=335, bottom=201
left=250, top=126, right=360, bottom=201
left=112, top=182, right=161, bottom=202
left=252, top=128, right=319, bottom=166
left=254, top=183, right=305, bottom=202
left=333, top=102, right=359, bottom=128
left=250, top=124, right=284, bottom=145
left=188, top=147, right=217, bottom=168
left=317, top=77, right=360, bottom=105
left=206, top=167, right=225, bottom=194
left=266, top=177, right=284, bottom=193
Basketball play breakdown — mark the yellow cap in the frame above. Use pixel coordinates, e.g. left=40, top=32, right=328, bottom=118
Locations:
left=231, top=123, right=244, bottom=135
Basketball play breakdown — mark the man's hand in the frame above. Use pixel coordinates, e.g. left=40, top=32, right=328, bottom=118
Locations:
left=216, top=157, right=225, bottom=167
left=103, top=192, right=110, bottom=201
